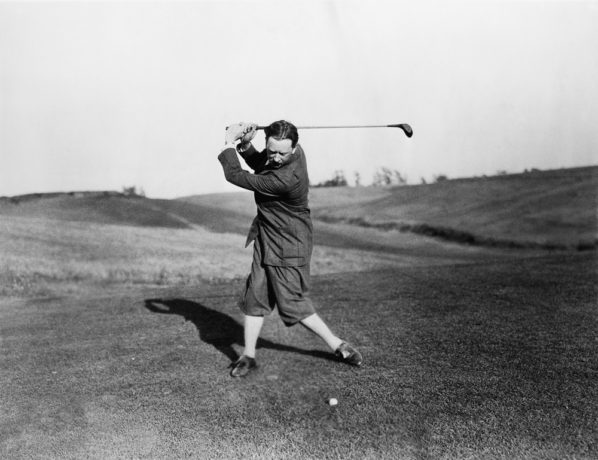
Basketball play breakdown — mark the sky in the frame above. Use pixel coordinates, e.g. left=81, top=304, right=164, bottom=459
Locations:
left=1, top=0, right=597, bottom=198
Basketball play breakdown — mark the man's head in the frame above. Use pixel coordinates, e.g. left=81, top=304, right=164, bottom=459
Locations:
left=264, top=120, right=299, bottom=168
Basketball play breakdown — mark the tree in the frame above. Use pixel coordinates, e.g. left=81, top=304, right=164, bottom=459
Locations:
left=313, top=170, right=348, bottom=187
left=393, top=170, right=407, bottom=185
left=122, top=185, right=145, bottom=197
left=354, top=171, right=361, bottom=187
left=372, top=167, right=407, bottom=186
left=372, top=167, right=391, bottom=186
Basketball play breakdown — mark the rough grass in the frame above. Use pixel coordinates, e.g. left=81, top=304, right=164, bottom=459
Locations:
left=317, top=215, right=598, bottom=251
left=2, top=166, right=594, bottom=257
left=311, top=167, right=598, bottom=249
left=182, top=166, right=598, bottom=249
left=0, top=216, right=457, bottom=297
left=1, top=253, right=596, bottom=459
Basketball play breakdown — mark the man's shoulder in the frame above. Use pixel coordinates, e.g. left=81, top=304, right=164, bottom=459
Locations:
left=291, top=145, right=308, bottom=176
left=280, top=151, right=307, bottom=179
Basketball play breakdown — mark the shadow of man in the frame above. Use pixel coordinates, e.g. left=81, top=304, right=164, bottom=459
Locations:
left=144, top=298, right=336, bottom=364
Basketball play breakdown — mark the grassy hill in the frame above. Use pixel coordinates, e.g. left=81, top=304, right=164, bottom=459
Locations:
left=313, top=167, right=598, bottom=249
left=0, top=192, right=248, bottom=234
left=182, top=166, right=598, bottom=250
left=1, top=166, right=595, bottom=254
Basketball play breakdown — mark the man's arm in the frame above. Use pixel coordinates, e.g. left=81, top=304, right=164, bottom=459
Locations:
left=221, top=122, right=266, bottom=172
left=237, top=143, right=267, bottom=172
left=218, top=148, right=290, bottom=197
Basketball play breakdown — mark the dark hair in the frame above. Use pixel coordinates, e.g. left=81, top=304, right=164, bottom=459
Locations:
left=265, top=120, right=299, bottom=148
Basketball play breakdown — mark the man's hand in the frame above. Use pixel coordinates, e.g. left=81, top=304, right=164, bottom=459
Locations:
left=237, top=123, right=257, bottom=152
left=239, top=123, right=257, bottom=144
left=225, top=122, right=257, bottom=144
left=225, top=123, right=246, bottom=144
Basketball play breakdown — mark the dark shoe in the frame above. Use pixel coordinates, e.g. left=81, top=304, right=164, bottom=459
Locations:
left=335, top=342, right=362, bottom=366
left=230, top=355, right=257, bottom=377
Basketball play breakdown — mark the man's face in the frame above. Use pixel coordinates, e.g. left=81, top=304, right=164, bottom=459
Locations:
left=266, top=138, right=295, bottom=168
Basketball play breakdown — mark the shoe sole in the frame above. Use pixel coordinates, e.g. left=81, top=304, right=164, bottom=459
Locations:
left=230, top=364, right=257, bottom=378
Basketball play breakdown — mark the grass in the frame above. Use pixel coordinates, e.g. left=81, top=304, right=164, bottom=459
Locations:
left=0, top=216, right=248, bottom=295
left=311, top=166, right=598, bottom=249
left=317, top=215, right=598, bottom=250
left=1, top=253, right=596, bottom=458
left=1, top=167, right=596, bottom=457
left=182, top=166, right=598, bottom=249
left=2, top=166, right=595, bottom=257
left=0, top=216, right=456, bottom=297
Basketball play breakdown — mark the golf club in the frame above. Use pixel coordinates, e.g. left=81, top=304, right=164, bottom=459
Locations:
left=256, top=123, right=413, bottom=138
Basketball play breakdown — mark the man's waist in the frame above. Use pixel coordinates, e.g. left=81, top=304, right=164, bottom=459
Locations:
left=256, top=201, right=310, bottom=215
left=254, top=208, right=312, bottom=232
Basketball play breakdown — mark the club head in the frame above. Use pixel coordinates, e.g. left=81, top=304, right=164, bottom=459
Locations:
left=389, top=124, right=413, bottom=137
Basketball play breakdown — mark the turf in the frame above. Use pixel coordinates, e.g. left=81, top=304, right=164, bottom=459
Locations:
left=1, top=253, right=596, bottom=459
left=0, top=215, right=498, bottom=298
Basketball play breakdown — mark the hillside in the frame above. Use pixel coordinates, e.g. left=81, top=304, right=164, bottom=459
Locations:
left=1, top=166, right=596, bottom=251
left=315, top=167, right=597, bottom=249
left=0, top=192, right=248, bottom=234
left=181, top=166, right=598, bottom=250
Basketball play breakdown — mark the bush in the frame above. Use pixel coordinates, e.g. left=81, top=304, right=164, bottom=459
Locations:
left=122, top=186, right=146, bottom=197
left=372, top=167, right=407, bottom=186
left=313, top=170, right=348, bottom=187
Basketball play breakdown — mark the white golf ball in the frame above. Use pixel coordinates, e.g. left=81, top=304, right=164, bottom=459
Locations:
left=328, top=398, right=338, bottom=406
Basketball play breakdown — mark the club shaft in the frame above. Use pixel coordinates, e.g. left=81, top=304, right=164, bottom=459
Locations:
left=258, top=124, right=399, bottom=130
left=302, top=124, right=399, bottom=129
left=254, top=123, right=413, bottom=137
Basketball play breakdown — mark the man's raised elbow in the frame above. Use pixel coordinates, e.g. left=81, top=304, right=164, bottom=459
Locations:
left=224, top=170, right=244, bottom=187
left=223, top=171, right=235, bottom=184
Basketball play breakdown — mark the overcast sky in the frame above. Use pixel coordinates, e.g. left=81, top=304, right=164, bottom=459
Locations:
left=1, top=0, right=597, bottom=198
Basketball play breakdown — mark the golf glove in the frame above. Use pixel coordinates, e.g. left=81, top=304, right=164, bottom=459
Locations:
left=225, top=122, right=257, bottom=144
left=225, top=123, right=244, bottom=144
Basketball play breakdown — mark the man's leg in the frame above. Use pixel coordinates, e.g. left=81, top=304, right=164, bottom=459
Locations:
left=231, top=315, right=263, bottom=377
left=300, top=313, right=343, bottom=351
left=300, top=313, right=363, bottom=366
left=231, top=239, right=272, bottom=377
left=269, top=265, right=363, bottom=367
left=242, top=314, right=264, bottom=358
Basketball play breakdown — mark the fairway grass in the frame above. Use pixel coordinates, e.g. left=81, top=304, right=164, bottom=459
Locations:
left=0, top=216, right=501, bottom=298
left=1, top=253, right=596, bottom=459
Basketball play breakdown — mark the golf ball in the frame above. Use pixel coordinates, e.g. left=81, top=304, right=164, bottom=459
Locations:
left=328, top=398, right=338, bottom=406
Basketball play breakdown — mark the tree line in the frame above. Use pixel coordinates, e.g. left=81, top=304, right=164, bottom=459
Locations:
left=311, top=168, right=447, bottom=188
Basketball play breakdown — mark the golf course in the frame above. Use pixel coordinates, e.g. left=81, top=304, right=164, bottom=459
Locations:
left=1, top=166, right=597, bottom=459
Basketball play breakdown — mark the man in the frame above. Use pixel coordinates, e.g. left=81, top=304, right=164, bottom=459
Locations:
left=218, top=120, right=362, bottom=377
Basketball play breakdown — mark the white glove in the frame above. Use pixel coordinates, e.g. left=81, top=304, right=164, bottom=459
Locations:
left=224, top=123, right=246, bottom=144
